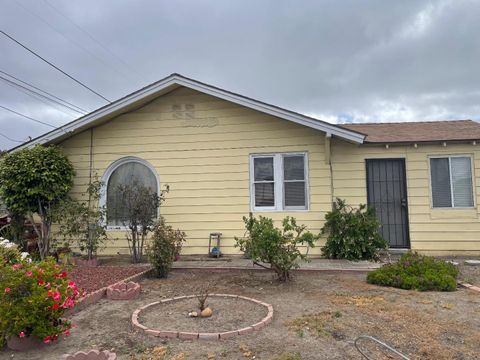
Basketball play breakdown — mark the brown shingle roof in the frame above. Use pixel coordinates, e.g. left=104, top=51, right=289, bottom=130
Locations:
left=340, top=120, right=480, bottom=143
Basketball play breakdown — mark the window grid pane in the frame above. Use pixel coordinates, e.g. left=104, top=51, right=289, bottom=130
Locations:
left=430, top=158, right=452, bottom=208
left=283, top=155, right=305, bottom=181
left=254, top=182, right=275, bottom=207
left=451, top=157, right=474, bottom=207
left=284, top=181, right=306, bottom=207
left=254, top=157, right=274, bottom=181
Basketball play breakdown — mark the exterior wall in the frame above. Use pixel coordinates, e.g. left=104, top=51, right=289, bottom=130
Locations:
left=331, top=139, right=480, bottom=255
left=59, top=87, right=331, bottom=255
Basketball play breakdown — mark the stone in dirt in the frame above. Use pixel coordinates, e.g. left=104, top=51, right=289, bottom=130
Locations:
left=200, top=307, right=213, bottom=317
left=465, top=260, right=480, bottom=266
left=188, top=311, right=198, bottom=317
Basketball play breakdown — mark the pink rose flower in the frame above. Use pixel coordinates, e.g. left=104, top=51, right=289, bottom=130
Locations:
left=4, top=288, right=10, bottom=293
left=53, top=291, right=61, bottom=302
left=19, top=332, right=25, bottom=338
left=25, top=271, right=32, bottom=277
left=43, top=336, right=50, bottom=344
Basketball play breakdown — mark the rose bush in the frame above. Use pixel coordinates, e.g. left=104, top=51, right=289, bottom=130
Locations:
left=0, top=239, right=81, bottom=346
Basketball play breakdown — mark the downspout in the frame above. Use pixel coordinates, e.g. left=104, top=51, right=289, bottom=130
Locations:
left=88, top=127, right=94, bottom=205
left=324, top=133, right=334, bottom=210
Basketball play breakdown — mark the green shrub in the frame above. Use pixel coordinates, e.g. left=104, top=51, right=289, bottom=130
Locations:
left=367, top=252, right=459, bottom=291
left=148, top=217, right=186, bottom=278
left=0, top=257, right=80, bottom=345
left=235, top=213, right=319, bottom=281
left=0, top=145, right=75, bottom=259
left=321, top=198, right=388, bottom=261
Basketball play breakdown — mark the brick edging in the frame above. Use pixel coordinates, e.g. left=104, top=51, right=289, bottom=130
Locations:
left=458, top=282, right=480, bottom=292
left=66, top=267, right=153, bottom=316
left=131, top=294, right=273, bottom=340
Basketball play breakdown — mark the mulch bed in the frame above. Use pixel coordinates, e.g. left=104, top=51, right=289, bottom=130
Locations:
left=70, top=265, right=150, bottom=294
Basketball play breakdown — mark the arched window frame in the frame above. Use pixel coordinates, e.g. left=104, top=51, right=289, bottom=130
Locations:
left=100, top=156, right=160, bottom=230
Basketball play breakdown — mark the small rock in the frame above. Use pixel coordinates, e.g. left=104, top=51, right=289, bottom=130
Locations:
left=188, top=311, right=198, bottom=318
left=465, top=260, right=480, bottom=266
left=446, top=260, right=459, bottom=266
left=200, top=307, right=213, bottom=318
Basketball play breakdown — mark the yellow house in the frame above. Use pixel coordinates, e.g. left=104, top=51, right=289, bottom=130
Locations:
left=13, top=74, right=480, bottom=256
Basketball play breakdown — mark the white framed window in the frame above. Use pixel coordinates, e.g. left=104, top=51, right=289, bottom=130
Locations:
left=429, top=155, right=474, bottom=208
left=100, top=157, right=159, bottom=229
left=250, top=153, right=309, bottom=211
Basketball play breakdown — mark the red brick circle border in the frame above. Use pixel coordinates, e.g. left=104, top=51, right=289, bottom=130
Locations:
left=131, top=294, right=274, bottom=340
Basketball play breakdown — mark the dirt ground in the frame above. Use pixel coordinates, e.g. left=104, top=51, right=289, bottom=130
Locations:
left=1, top=270, right=479, bottom=360
left=140, top=297, right=268, bottom=333
left=458, top=263, right=480, bottom=286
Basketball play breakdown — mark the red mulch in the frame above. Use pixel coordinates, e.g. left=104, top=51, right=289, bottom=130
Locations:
left=69, top=266, right=150, bottom=294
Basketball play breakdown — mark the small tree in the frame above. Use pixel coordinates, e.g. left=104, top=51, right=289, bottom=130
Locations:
left=148, top=216, right=186, bottom=278
left=116, top=181, right=169, bottom=263
left=235, top=213, right=319, bottom=281
left=0, top=145, right=75, bottom=259
left=321, top=198, right=388, bottom=261
left=56, top=179, right=107, bottom=260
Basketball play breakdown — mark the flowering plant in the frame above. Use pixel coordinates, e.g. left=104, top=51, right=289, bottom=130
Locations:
left=0, top=252, right=80, bottom=346
left=0, top=238, right=28, bottom=265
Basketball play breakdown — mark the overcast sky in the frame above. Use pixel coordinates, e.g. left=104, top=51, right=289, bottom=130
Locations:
left=1, top=0, right=479, bottom=150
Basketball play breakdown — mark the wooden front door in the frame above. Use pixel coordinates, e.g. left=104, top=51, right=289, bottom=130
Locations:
left=366, top=159, right=410, bottom=248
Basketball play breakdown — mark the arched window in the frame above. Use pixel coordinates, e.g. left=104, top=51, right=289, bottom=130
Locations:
left=101, top=157, right=159, bottom=227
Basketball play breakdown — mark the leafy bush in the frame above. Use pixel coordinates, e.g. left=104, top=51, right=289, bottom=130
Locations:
left=148, top=217, right=186, bottom=278
left=367, top=252, right=459, bottom=291
left=235, top=213, right=319, bottom=281
left=0, top=145, right=75, bottom=259
left=56, top=179, right=107, bottom=260
left=117, top=181, right=169, bottom=263
left=321, top=198, right=388, bottom=261
left=0, top=256, right=80, bottom=345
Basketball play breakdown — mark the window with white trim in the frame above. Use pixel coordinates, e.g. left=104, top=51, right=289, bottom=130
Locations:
left=250, top=153, right=308, bottom=211
left=103, top=158, right=159, bottom=227
left=430, top=155, right=474, bottom=208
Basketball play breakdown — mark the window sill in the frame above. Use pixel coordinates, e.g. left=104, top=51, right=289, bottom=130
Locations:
left=252, top=209, right=309, bottom=213
left=106, top=226, right=129, bottom=231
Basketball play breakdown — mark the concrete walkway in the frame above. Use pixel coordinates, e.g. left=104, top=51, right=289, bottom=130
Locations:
left=172, top=256, right=382, bottom=272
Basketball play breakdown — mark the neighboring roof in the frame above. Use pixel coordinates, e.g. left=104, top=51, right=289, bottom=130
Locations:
left=340, top=120, right=480, bottom=143
left=10, top=73, right=365, bottom=151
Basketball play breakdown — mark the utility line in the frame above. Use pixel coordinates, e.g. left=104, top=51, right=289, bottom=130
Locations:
left=0, top=75, right=86, bottom=116
left=13, top=0, right=133, bottom=83
left=0, top=131, right=23, bottom=143
left=0, top=69, right=88, bottom=113
left=0, top=104, right=56, bottom=128
left=43, top=0, right=145, bottom=83
left=0, top=29, right=112, bottom=103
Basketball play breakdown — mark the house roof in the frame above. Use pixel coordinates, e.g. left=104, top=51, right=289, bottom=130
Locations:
left=340, top=120, right=480, bottom=143
left=10, top=73, right=365, bottom=151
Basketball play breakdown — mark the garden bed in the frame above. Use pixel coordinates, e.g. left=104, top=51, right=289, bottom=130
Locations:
left=70, top=265, right=151, bottom=294
left=2, top=271, right=479, bottom=360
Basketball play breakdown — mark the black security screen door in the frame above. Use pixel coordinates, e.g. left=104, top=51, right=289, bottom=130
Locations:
left=366, top=159, right=410, bottom=248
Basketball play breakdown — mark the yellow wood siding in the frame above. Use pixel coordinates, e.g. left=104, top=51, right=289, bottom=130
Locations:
left=331, top=139, right=480, bottom=255
left=59, top=87, right=330, bottom=255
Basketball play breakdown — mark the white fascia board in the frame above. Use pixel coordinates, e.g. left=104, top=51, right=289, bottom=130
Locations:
left=12, top=74, right=364, bottom=151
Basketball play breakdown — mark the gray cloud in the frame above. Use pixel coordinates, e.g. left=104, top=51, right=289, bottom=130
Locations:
left=1, top=0, right=479, bottom=149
